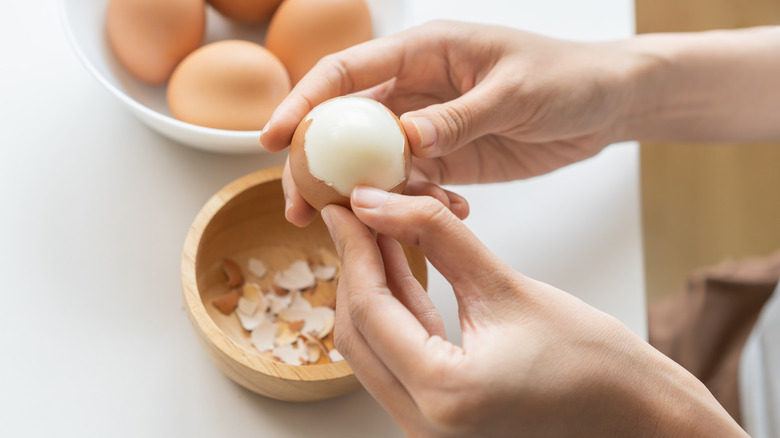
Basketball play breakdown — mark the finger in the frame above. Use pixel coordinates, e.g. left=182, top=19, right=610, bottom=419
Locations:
left=281, top=156, right=317, bottom=227
left=350, top=187, right=520, bottom=315
left=322, top=205, right=458, bottom=393
left=348, top=78, right=396, bottom=104
left=403, top=180, right=470, bottom=220
left=332, top=250, right=422, bottom=425
left=326, top=206, right=434, bottom=426
left=260, top=36, right=406, bottom=153
left=376, top=234, right=447, bottom=339
left=400, top=78, right=507, bottom=159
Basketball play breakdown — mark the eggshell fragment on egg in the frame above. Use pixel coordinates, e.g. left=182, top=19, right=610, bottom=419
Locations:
left=289, top=97, right=411, bottom=211
left=167, top=40, right=291, bottom=131
left=106, top=0, right=206, bottom=84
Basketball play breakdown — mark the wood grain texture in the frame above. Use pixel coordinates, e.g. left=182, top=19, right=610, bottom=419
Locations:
left=636, top=0, right=780, bottom=32
left=181, top=166, right=428, bottom=401
left=636, top=0, right=780, bottom=302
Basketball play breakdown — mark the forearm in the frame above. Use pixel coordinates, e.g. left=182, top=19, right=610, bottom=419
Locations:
left=602, top=342, right=748, bottom=437
left=633, top=354, right=748, bottom=437
left=617, top=26, right=780, bottom=143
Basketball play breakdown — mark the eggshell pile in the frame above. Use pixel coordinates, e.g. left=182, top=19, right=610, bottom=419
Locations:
left=167, top=40, right=290, bottom=131
left=105, top=0, right=374, bottom=131
left=265, top=0, right=373, bottom=84
left=106, top=0, right=205, bottom=85
left=289, top=97, right=411, bottom=210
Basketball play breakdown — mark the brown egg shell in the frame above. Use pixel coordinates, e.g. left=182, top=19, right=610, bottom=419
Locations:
left=106, top=0, right=206, bottom=85
left=167, top=40, right=291, bottom=131
left=207, top=0, right=284, bottom=25
left=265, top=0, right=373, bottom=84
left=289, top=99, right=412, bottom=212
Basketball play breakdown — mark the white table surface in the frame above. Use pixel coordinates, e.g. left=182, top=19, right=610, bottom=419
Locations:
left=0, top=1, right=644, bottom=436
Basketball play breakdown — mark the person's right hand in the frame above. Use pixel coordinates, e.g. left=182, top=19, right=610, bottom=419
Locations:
left=322, top=187, right=746, bottom=437
left=261, top=20, right=644, bottom=226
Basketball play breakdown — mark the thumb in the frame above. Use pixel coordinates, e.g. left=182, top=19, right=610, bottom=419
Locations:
left=349, top=186, right=522, bottom=318
left=400, top=85, right=502, bottom=158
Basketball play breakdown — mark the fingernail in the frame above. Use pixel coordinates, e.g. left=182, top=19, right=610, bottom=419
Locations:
left=408, top=116, right=436, bottom=149
left=321, top=205, right=334, bottom=231
left=352, top=186, right=390, bottom=209
left=259, top=122, right=270, bottom=149
left=283, top=195, right=292, bottom=219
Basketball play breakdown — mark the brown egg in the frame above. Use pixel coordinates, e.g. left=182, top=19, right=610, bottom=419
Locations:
left=265, top=0, right=373, bottom=84
left=167, top=40, right=291, bottom=131
left=106, top=0, right=205, bottom=85
left=289, top=97, right=411, bottom=211
left=207, top=0, right=284, bottom=24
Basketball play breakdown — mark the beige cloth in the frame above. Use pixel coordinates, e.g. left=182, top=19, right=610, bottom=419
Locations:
left=648, top=250, right=780, bottom=425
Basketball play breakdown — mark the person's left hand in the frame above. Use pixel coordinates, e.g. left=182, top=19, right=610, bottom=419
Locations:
left=264, top=21, right=639, bottom=227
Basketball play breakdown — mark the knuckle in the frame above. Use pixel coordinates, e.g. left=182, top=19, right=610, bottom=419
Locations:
left=389, top=194, right=456, bottom=248
left=332, top=322, right=352, bottom=356
left=419, top=399, right=475, bottom=432
left=415, top=371, right=486, bottom=431
left=336, top=227, right=371, bottom=266
left=347, top=292, right=372, bottom=324
left=331, top=326, right=362, bottom=364
left=346, top=286, right=386, bottom=332
left=316, top=54, right=356, bottom=95
left=412, top=198, right=455, bottom=243
left=438, top=100, right=473, bottom=146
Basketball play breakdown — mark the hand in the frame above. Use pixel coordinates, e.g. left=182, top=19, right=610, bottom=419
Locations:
left=262, top=20, right=641, bottom=226
left=322, top=186, right=747, bottom=437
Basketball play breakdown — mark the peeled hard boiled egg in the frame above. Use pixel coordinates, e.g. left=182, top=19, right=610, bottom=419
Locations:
left=265, top=0, right=373, bottom=84
left=167, top=40, right=291, bottom=131
left=106, top=0, right=205, bottom=85
left=289, top=97, right=411, bottom=211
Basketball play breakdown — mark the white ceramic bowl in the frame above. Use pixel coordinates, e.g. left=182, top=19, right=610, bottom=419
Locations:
left=59, top=0, right=409, bottom=154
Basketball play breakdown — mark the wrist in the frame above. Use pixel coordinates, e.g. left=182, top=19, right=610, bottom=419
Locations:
left=612, top=343, right=747, bottom=437
left=605, top=34, right=672, bottom=143
left=611, top=27, right=780, bottom=143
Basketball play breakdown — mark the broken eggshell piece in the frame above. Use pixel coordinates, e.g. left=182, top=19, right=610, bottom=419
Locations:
left=312, top=264, right=337, bottom=281
left=225, top=257, right=341, bottom=365
left=237, top=309, right=268, bottom=331
left=274, top=260, right=316, bottom=291
left=247, top=257, right=268, bottom=279
left=278, top=306, right=335, bottom=339
left=250, top=319, right=278, bottom=352
left=273, top=339, right=309, bottom=365
left=289, top=96, right=412, bottom=211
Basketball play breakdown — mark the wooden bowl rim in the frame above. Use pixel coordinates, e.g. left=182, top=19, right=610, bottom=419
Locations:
left=181, top=166, right=354, bottom=382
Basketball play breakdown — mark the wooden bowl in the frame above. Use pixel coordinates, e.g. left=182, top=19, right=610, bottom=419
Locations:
left=181, top=166, right=427, bottom=401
